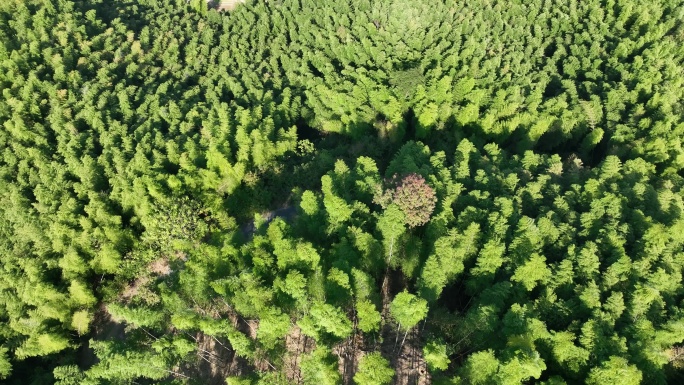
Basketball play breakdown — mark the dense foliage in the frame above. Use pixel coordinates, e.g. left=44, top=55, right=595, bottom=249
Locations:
left=0, top=0, right=683, bottom=384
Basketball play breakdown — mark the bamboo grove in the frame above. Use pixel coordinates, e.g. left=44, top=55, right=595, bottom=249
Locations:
left=0, top=0, right=683, bottom=384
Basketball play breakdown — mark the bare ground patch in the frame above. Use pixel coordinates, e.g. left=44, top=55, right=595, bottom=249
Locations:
left=378, top=268, right=430, bottom=385
left=283, top=325, right=316, bottom=384
left=334, top=331, right=365, bottom=385
left=77, top=304, right=126, bottom=369
left=383, top=327, right=430, bottom=385
left=182, top=332, right=252, bottom=385
left=207, top=0, right=247, bottom=12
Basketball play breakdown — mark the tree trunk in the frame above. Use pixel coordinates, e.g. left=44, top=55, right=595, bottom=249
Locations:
left=400, top=329, right=409, bottom=351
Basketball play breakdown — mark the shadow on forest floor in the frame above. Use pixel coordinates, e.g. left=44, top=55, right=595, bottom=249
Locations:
left=226, top=125, right=397, bottom=226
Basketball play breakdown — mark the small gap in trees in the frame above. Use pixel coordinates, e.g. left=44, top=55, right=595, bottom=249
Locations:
left=295, top=117, right=323, bottom=142
left=543, top=41, right=557, bottom=58
left=437, top=281, right=473, bottom=314
left=543, top=75, right=563, bottom=98
left=307, top=62, right=324, bottom=78
left=403, top=108, right=417, bottom=141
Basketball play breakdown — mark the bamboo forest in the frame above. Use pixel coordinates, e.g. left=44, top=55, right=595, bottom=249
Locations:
left=1, top=0, right=684, bottom=384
